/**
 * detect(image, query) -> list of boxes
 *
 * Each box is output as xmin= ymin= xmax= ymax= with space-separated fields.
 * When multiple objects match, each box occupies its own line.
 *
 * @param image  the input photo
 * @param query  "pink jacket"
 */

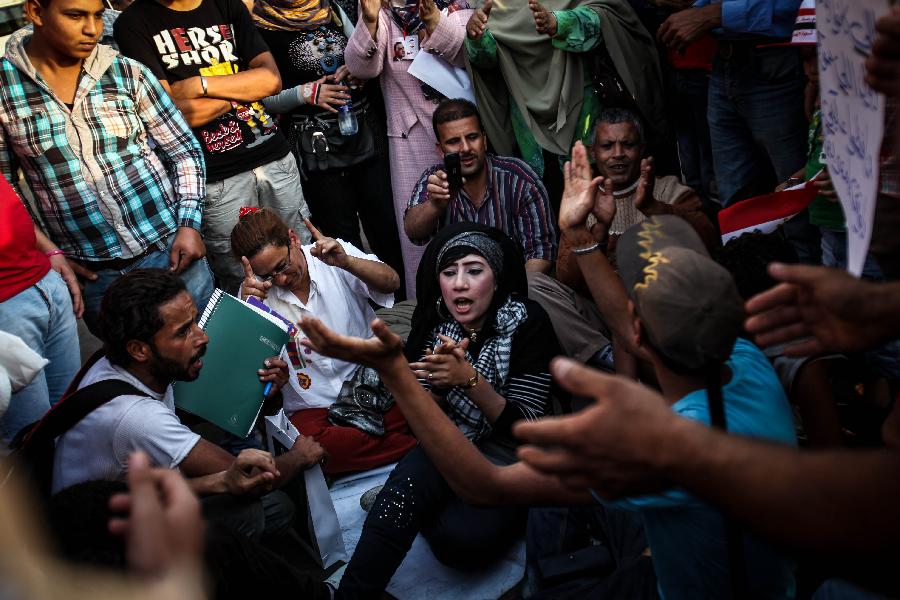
xmin=345 ymin=7 xmax=472 ymax=139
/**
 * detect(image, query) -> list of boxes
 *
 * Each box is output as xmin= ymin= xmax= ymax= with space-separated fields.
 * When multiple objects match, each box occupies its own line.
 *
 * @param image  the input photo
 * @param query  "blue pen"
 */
xmin=263 ymin=381 xmax=273 ymax=397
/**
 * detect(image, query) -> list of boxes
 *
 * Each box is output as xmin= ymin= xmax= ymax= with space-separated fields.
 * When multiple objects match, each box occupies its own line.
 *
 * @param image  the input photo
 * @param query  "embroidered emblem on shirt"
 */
xmin=297 ymin=372 xmax=312 ymax=389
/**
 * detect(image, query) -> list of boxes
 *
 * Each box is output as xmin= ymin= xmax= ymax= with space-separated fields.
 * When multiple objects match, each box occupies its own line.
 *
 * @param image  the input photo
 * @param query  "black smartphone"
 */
xmin=444 ymin=152 xmax=463 ymax=190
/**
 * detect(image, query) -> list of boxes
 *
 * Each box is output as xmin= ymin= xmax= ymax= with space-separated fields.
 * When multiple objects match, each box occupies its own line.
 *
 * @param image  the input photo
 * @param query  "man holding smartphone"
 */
xmin=405 ymin=98 xmax=557 ymax=274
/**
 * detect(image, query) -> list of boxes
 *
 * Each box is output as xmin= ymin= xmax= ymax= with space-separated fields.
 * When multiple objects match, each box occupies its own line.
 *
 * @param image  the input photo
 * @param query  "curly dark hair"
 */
xmin=714 ymin=229 xmax=798 ymax=301
xmin=97 ymin=269 xmax=188 ymax=367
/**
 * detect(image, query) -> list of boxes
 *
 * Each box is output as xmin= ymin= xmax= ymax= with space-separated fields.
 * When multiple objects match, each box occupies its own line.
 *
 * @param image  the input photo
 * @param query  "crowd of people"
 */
xmin=2 ymin=0 xmax=900 ymax=597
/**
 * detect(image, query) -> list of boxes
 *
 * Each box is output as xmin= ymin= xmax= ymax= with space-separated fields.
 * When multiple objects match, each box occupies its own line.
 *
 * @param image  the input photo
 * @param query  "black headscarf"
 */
xmin=404 ymin=222 xmax=528 ymax=362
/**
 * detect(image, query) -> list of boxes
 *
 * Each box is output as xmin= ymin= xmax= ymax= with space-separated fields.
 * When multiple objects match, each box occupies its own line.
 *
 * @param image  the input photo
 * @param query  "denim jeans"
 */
xmin=80 ymin=235 xmax=215 ymax=337
xmin=204 ymin=152 xmax=312 ymax=295
xmin=672 ymin=68 xmax=716 ymax=206
xmin=709 ymin=46 xmax=816 ymax=261
xmin=708 ymin=46 xmax=808 ymax=206
xmin=0 ymin=270 xmax=81 ymax=444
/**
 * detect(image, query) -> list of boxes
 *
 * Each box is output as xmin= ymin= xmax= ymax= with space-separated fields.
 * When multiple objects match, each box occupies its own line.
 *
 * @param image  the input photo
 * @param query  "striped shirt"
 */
xmin=0 ymin=31 xmax=205 ymax=261
xmin=407 ymin=155 xmax=558 ymax=262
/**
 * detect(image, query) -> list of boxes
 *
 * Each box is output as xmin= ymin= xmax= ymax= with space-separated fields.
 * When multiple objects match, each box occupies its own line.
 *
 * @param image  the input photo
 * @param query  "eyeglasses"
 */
xmin=257 ymin=244 xmax=292 ymax=282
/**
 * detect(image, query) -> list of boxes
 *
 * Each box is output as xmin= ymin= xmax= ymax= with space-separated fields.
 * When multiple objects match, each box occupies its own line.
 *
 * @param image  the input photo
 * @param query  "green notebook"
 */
xmin=174 ymin=289 xmax=290 ymax=438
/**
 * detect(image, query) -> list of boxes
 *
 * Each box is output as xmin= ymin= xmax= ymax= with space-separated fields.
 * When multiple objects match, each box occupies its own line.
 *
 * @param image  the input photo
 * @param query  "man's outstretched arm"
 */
xmin=516 ymin=358 xmax=900 ymax=552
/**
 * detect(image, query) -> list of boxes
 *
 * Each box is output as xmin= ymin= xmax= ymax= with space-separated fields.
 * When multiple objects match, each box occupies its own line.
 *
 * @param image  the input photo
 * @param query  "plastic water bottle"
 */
xmin=338 ymin=102 xmax=358 ymax=136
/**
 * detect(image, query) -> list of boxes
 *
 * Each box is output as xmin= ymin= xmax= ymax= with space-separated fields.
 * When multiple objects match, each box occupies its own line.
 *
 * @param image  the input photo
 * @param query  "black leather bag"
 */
xmin=327 ymin=365 xmax=394 ymax=436
xmin=289 ymin=99 xmax=376 ymax=174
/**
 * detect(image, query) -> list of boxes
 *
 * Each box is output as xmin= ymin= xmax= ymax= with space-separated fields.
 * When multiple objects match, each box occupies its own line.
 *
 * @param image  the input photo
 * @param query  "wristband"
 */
xmin=200 ymin=76 xmax=208 ymax=97
xmin=571 ymin=242 xmax=604 ymax=256
xmin=45 ymin=249 xmax=65 ymax=258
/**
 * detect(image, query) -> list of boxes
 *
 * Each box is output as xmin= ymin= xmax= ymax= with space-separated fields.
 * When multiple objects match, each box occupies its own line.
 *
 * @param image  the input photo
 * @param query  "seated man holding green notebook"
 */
xmin=231 ymin=208 xmax=416 ymax=475
xmin=51 ymin=269 xmax=326 ymax=554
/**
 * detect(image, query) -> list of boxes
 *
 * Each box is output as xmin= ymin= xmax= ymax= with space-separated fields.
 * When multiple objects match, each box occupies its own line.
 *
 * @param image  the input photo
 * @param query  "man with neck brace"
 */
xmin=556 ymin=108 xmax=717 ymax=298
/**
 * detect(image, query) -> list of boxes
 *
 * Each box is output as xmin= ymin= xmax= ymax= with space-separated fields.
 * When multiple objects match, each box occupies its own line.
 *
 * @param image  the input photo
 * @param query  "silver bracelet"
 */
xmin=571 ymin=241 xmax=605 ymax=256
xmin=200 ymin=76 xmax=208 ymax=97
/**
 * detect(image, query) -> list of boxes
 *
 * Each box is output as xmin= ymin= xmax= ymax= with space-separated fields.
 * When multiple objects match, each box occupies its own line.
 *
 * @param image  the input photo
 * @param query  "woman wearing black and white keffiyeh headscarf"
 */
xmin=334 ymin=222 xmax=562 ymax=596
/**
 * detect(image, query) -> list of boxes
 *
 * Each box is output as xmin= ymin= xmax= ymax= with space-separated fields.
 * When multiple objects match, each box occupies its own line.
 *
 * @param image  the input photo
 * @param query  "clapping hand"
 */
xmin=410 ymin=334 xmax=475 ymax=388
xmin=633 ymin=157 xmax=657 ymax=212
xmin=420 ymin=0 xmax=441 ymax=35
xmin=305 ymin=219 xmax=350 ymax=269
xmin=559 ymin=141 xmax=604 ymax=245
xmin=529 ymin=0 xmax=557 ymax=36
xmin=466 ymin=0 xmax=492 ymax=39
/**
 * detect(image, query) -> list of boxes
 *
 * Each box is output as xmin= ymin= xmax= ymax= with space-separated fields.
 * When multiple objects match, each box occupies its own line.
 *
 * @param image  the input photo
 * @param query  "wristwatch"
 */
xmin=464 ymin=368 xmax=479 ymax=390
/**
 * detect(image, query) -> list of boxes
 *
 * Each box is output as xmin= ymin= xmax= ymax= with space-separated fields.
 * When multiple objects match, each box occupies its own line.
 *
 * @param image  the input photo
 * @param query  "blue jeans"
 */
xmin=672 ymin=68 xmax=716 ymax=206
xmin=81 ymin=235 xmax=215 ymax=337
xmin=708 ymin=46 xmax=808 ymax=206
xmin=708 ymin=46 xmax=816 ymax=261
xmin=0 ymin=270 xmax=81 ymax=444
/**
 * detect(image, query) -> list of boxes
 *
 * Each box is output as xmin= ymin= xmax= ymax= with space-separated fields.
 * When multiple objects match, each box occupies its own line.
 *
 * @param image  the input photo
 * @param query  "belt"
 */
xmin=717 ymin=38 xmax=790 ymax=60
xmin=75 ymin=239 xmax=167 ymax=272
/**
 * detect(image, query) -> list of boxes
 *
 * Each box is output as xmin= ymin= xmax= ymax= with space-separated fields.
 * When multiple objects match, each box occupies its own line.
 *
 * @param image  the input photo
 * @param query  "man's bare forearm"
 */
xmin=404 ymin=202 xmax=444 ymax=242
xmin=524 ymin=259 xmax=552 ymax=274
xmin=173 ymin=97 xmax=232 ymax=128
xmin=662 ymin=418 xmax=900 ymax=551
xmin=574 ymin=245 xmax=633 ymax=349
xmin=187 ymin=471 xmax=228 ymax=496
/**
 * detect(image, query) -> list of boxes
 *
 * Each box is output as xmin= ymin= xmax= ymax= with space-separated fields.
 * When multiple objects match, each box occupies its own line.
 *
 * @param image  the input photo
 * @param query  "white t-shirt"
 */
xmin=263 ymin=240 xmax=394 ymax=414
xmin=51 ymin=357 xmax=201 ymax=494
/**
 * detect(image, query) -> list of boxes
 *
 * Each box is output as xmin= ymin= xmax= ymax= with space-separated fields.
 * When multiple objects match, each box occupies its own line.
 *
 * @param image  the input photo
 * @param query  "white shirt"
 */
xmin=264 ymin=240 xmax=394 ymax=414
xmin=51 ymin=357 xmax=201 ymax=494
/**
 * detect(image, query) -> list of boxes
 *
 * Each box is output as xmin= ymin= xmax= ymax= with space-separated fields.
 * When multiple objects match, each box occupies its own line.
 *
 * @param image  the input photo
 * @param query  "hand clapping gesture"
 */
xmin=529 ymin=0 xmax=557 ymax=36
xmin=633 ymin=157 xmax=657 ymax=212
xmin=420 ymin=0 xmax=441 ymax=35
xmin=409 ymin=334 xmax=476 ymax=388
xmin=466 ymin=0 xmax=492 ymax=40
xmin=559 ymin=141 xmax=612 ymax=246
xmin=305 ymin=218 xmax=350 ymax=269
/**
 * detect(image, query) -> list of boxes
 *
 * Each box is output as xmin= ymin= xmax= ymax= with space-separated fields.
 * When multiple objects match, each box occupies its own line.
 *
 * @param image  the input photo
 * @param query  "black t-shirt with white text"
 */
xmin=115 ymin=0 xmax=290 ymax=182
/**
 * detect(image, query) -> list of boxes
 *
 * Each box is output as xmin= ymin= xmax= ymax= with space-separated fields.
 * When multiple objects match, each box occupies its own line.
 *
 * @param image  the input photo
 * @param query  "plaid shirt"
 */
xmin=407 ymin=155 xmax=558 ymax=262
xmin=0 ymin=31 xmax=205 ymax=261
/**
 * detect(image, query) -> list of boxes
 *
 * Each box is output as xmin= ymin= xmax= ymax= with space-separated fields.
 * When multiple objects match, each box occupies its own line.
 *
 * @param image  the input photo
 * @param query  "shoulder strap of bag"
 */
xmin=706 ymin=366 xmax=748 ymax=600
xmin=20 ymin=378 xmax=149 ymax=452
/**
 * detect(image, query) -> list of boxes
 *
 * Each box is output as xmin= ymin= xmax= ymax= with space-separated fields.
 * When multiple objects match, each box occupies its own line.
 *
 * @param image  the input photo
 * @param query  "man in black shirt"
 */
xmin=115 ymin=0 xmax=312 ymax=295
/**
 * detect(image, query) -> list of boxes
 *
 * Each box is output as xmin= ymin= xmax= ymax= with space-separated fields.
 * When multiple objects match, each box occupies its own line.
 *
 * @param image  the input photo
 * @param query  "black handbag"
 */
xmin=327 ymin=365 xmax=394 ymax=436
xmin=288 ymin=99 xmax=376 ymax=174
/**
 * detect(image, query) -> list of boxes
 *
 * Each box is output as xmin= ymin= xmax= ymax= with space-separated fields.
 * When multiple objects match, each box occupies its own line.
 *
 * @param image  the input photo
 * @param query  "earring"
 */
xmin=435 ymin=297 xmax=451 ymax=320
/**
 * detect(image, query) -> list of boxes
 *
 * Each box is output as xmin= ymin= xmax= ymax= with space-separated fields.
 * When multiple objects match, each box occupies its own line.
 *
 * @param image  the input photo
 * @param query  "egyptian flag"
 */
xmin=719 ymin=182 xmax=819 ymax=243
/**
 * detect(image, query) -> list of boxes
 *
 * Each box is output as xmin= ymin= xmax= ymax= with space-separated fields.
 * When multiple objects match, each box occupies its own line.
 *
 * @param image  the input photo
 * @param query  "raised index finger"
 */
xmin=304 ymin=218 xmax=324 ymax=241
xmin=241 ymin=256 xmax=255 ymax=279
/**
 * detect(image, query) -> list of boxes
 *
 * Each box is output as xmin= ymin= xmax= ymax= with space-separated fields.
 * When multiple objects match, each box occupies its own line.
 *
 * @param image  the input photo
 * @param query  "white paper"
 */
xmin=408 ymin=51 xmax=476 ymax=103
xmin=817 ymin=0 xmax=890 ymax=276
